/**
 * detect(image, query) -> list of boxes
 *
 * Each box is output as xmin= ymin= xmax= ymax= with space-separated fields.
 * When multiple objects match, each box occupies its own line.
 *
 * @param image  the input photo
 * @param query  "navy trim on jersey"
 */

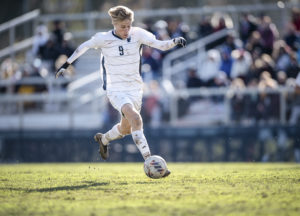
xmin=112 ymin=30 xmax=123 ymax=40
xmin=102 ymin=57 xmax=107 ymax=90
xmin=139 ymin=45 xmax=143 ymax=76
xmin=112 ymin=30 xmax=131 ymax=42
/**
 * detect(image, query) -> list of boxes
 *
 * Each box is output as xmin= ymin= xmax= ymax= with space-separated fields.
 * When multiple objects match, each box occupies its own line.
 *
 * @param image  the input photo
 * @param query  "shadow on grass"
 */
xmin=0 ymin=181 xmax=110 ymax=193
xmin=135 ymin=181 xmax=160 ymax=184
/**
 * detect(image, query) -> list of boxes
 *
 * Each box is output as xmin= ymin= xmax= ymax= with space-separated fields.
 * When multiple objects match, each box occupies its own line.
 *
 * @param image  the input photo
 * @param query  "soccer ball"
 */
xmin=144 ymin=155 xmax=168 ymax=179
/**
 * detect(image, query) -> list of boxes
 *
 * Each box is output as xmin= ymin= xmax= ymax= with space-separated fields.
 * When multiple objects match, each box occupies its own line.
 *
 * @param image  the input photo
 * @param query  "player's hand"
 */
xmin=173 ymin=37 xmax=187 ymax=48
xmin=55 ymin=62 xmax=70 ymax=79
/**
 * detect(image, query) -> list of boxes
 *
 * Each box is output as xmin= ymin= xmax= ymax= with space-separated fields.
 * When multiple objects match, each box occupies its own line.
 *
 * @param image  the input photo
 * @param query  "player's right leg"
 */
xmin=94 ymin=115 xmax=132 ymax=160
xmin=94 ymin=133 xmax=109 ymax=160
xmin=94 ymin=123 xmax=123 ymax=160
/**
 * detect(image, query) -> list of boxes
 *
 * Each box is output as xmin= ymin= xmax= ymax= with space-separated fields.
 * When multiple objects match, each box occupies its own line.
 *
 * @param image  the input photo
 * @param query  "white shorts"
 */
xmin=107 ymin=90 xmax=143 ymax=113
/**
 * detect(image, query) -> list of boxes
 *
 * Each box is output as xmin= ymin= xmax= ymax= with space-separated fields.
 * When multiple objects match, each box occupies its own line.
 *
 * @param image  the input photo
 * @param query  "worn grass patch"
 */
xmin=0 ymin=163 xmax=300 ymax=216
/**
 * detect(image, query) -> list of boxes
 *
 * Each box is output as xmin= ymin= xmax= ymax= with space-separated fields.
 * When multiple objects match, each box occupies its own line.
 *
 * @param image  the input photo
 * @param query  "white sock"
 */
xmin=101 ymin=124 xmax=124 ymax=145
xmin=132 ymin=130 xmax=151 ymax=160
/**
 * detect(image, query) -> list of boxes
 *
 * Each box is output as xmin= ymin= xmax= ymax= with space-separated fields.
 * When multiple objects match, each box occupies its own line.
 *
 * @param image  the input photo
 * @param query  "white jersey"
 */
xmin=67 ymin=27 xmax=176 ymax=92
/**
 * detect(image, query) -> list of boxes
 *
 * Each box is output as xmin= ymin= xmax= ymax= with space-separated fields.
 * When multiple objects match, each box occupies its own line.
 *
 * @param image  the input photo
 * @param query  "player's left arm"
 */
xmin=55 ymin=40 xmax=93 ymax=78
xmin=137 ymin=28 xmax=186 ymax=51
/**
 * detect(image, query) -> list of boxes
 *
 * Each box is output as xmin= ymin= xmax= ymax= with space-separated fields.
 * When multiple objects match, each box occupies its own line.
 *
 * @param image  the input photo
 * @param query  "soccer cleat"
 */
xmin=162 ymin=169 xmax=171 ymax=178
xmin=94 ymin=133 xmax=109 ymax=160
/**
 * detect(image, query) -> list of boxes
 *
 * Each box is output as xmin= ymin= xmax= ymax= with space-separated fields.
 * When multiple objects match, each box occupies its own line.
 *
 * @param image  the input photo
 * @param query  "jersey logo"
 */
xmin=104 ymin=40 xmax=115 ymax=45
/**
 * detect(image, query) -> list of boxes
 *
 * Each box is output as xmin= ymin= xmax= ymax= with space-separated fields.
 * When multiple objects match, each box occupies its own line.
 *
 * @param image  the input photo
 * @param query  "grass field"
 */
xmin=0 ymin=163 xmax=300 ymax=216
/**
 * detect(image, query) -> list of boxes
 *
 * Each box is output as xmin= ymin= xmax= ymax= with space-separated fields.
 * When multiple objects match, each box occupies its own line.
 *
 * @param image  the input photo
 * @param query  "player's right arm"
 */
xmin=55 ymin=33 xmax=104 ymax=78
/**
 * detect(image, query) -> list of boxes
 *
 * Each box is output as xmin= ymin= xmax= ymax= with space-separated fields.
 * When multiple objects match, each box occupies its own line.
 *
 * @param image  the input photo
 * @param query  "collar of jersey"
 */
xmin=112 ymin=30 xmax=131 ymax=42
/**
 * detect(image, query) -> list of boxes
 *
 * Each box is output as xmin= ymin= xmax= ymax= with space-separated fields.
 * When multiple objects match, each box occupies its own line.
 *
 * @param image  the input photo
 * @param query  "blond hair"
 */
xmin=108 ymin=6 xmax=134 ymax=25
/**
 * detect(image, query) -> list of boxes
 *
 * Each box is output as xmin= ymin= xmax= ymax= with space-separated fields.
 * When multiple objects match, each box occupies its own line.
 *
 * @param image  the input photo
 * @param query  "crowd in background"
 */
xmin=1 ymin=8 xmax=300 ymax=126
xmin=139 ymin=8 xmax=300 ymax=127
xmin=0 ymin=20 xmax=75 ymax=95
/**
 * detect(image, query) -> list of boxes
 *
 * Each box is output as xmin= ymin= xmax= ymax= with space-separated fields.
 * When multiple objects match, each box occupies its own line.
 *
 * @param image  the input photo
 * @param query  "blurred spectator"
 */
xmin=206 ymin=14 xmax=233 ymax=50
xmin=213 ymin=17 xmax=227 ymax=32
xmin=258 ymin=15 xmax=279 ymax=55
xmin=179 ymin=23 xmax=191 ymax=43
xmin=283 ymin=22 xmax=299 ymax=51
xmin=59 ymin=32 xmax=75 ymax=58
xmin=0 ymin=58 xmax=20 ymax=94
xmin=38 ymin=36 xmax=61 ymax=71
xmin=198 ymin=16 xmax=214 ymax=38
xmin=32 ymin=24 xmax=49 ymax=57
xmin=256 ymin=71 xmax=279 ymax=123
xmin=219 ymin=47 xmax=233 ymax=77
xmin=247 ymin=53 xmax=276 ymax=82
xmin=291 ymin=7 xmax=300 ymax=33
xmin=166 ymin=19 xmax=184 ymax=39
xmin=272 ymin=40 xmax=289 ymax=70
xmin=261 ymin=54 xmax=276 ymax=78
xmin=222 ymin=33 xmax=241 ymax=52
xmin=52 ymin=20 xmax=65 ymax=48
xmin=0 ymin=58 xmax=19 ymax=80
xmin=197 ymin=49 xmax=221 ymax=87
xmin=230 ymin=49 xmax=252 ymax=80
xmin=285 ymin=53 xmax=300 ymax=79
xmin=214 ymin=71 xmax=229 ymax=87
xmin=230 ymin=78 xmax=246 ymax=123
xmin=245 ymin=31 xmax=264 ymax=55
xmin=239 ymin=13 xmax=258 ymax=45
xmin=277 ymin=71 xmax=287 ymax=86
xmin=244 ymin=78 xmax=259 ymax=122
xmin=142 ymin=19 xmax=155 ymax=34
xmin=153 ymin=20 xmax=169 ymax=40
xmin=186 ymin=68 xmax=202 ymax=88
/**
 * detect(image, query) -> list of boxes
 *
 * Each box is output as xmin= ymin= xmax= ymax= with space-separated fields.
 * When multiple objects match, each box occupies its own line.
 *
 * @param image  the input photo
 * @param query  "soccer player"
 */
xmin=55 ymin=6 xmax=186 ymax=176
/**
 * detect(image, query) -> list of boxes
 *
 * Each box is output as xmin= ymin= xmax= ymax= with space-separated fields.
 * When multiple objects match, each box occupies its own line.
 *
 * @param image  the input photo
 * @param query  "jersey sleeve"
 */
xmin=67 ymin=33 xmax=105 ymax=64
xmin=136 ymin=27 xmax=176 ymax=51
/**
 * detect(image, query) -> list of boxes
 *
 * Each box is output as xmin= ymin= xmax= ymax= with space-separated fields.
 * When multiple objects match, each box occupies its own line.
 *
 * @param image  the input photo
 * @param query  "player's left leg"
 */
xmin=121 ymin=103 xmax=151 ymax=160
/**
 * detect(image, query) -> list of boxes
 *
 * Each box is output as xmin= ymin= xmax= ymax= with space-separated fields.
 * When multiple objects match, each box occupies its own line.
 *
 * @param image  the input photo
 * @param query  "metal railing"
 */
xmin=162 ymin=28 xmax=235 ymax=83
xmin=168 ymin=86 xmax=295 ymax=126
xmin=0 ymin=9 xmax=40 ymax=59
xmin=0 ymin=86 xmax=296 ymax=130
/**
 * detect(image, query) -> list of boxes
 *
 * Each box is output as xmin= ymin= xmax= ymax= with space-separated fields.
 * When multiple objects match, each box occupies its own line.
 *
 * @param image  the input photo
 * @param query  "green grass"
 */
xmin=0 ymin=163 xmax=300 ymax=216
